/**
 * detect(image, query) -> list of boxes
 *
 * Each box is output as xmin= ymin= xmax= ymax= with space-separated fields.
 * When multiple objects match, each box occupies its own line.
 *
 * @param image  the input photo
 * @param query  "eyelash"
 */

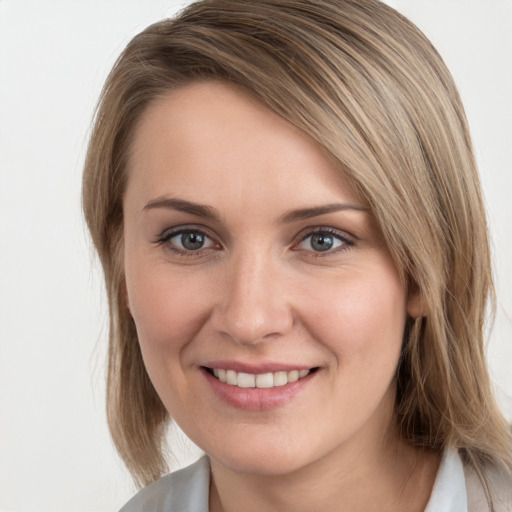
xmin=155 ymin=227 xmax=219 ymax=257
xmin=154 ymin=226 xmax=354 ymax=257
xmin=295 ymin=227 xmax=354 ymax=256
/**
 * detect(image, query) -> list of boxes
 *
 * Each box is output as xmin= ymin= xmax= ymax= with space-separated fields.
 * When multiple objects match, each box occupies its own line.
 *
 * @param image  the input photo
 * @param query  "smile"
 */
xmin=202 ymin=364 xmax=319 ymax=410
xmin=209 ymin=368 xmax=312 ymax=388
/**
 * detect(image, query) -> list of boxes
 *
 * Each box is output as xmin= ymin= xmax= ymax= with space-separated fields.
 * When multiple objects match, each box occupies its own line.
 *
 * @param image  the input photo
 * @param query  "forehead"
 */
xmin=125 ymin=81 xmax=363 ymax=215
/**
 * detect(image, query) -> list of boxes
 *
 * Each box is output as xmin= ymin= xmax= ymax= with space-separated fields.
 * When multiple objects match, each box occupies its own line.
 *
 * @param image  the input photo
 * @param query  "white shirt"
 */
xmin=424 ymin=449 xmax=467 ymax=512
xmin=120 ymin=450 xmax=512 ymax=511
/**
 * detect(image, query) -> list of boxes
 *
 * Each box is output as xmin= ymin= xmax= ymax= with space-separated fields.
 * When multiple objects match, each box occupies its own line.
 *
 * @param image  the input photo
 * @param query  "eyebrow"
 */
xmin=280 ymin=203 xmax=369 ymax=223
xmin=143 ymin=197 xmax=368 ymax=222
xmin=143 ymin=197 xmax=220 ymax=220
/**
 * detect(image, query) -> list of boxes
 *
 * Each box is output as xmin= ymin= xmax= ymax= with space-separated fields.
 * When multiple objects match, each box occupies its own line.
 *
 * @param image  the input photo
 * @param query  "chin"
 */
xmin=206 ymin=437 xmax=320 ymax=477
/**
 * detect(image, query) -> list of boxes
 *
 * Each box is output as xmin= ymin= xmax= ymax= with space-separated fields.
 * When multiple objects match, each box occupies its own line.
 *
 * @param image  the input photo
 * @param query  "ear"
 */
xmin=406 ymin=283 xmax=428 ymax=319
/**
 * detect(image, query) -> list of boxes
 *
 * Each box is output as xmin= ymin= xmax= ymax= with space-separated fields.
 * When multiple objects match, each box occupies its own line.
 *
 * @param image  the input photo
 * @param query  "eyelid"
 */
xmin=153 ymin=224 xmax=354 ymax=256
xmin=154 ymin=225 xmax=222 ymax=253
xmin=156 ymin=223 xmax=215 ymax=241
xmin=292 ymin=226 xmax=355 ymax=254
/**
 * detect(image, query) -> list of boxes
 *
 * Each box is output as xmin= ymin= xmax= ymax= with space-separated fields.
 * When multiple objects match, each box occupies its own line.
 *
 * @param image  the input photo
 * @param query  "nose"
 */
xmin=210 ymin=250 xmax=294 ymax=345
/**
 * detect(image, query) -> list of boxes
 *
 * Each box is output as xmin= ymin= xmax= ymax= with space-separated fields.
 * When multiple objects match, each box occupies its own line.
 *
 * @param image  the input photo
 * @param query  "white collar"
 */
xmin=120 ymin=449 xmax=469 ymax=511
xmin=424 ymin=449 xmax=468 ymax=512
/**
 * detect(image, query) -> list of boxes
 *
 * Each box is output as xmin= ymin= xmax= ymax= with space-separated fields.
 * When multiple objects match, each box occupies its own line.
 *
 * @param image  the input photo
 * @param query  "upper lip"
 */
xmin=202 ymin=360 xmax=317 ymax=374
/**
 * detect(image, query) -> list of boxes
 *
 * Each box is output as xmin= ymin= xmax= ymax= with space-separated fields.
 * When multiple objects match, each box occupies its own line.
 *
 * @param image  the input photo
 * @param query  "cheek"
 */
xmin=125 ymin=264 xmax=216 ymax=409
xmin=301 ymin=268 xmax=407 ymax=369
xmin=125 ymin=263 xmax=211 ymax=355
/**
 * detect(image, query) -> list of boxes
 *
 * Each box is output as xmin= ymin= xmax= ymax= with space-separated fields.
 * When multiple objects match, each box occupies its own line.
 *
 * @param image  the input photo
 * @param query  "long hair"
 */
xmin=82 ymin=0 xmax=512 ymax=494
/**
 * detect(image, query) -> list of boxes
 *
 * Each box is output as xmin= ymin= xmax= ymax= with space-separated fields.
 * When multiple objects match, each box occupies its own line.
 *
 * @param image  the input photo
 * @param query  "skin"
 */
xmin=123 ymin=81 xmax=438 ymax=512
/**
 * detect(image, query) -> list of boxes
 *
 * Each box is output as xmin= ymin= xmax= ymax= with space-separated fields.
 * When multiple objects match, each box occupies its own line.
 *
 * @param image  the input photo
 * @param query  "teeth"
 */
xmin=288 ymin=370 xmax=299 ymax=383
xmin=237 ymin=372 xmax=255 ymax=388
xmin=211 ymin=368 xmax=311 ymax=388
xmin=255 ymin=372 xmax=273 ymax=388
xmin=226 ymin=370 xmax=237 ymax=385
xmin=273 ymin=371 xmax=288 ymax=387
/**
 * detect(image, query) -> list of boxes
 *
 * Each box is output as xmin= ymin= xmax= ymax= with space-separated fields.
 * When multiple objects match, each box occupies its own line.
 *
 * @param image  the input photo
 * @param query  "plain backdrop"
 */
xmin=0 ymin=1 xmax=511 ymax=511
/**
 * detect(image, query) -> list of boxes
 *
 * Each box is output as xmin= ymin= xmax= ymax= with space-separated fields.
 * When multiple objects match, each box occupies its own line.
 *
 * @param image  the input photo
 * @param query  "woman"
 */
xmin=82 ymin=0 xmax=512 ymax=510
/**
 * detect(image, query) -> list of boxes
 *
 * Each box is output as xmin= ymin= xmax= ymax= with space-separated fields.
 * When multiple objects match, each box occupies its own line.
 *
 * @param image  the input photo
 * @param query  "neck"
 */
xmin=208 ymin=417 xmax=440 ymax=512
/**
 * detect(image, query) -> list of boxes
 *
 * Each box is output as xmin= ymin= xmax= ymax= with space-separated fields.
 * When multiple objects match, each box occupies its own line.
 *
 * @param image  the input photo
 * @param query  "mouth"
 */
xmin=201 ymin=364 xmax=320 ymax=410
xmin=203 ymin=367 xmax=318 ymax=389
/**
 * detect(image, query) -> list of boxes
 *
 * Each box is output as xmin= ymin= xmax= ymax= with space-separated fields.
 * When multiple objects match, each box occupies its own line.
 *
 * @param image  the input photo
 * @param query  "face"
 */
xmin=123 ymin=81 xmax=417 ymax=476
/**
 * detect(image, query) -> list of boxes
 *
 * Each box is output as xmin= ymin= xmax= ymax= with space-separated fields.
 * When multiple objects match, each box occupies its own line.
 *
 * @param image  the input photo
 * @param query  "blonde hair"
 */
xmin=82 ymin=0 xmax=512 ymax=497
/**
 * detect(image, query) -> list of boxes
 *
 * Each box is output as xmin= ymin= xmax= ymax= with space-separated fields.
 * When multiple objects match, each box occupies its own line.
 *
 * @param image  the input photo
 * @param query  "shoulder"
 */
xmin=464 ymin=460 xmax=512 ymax=512
xmin=119 ymin=456 xmax=210 ymax=512
xmin=426 ymin=449 xmax=512 ymax=512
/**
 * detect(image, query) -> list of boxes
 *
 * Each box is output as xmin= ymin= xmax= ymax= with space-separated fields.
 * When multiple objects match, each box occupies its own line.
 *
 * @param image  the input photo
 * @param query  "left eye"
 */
xmin=297 ymin=231 xmax=347 ymax=252
xmin=166 ymin=230 xmax=215 ymax=251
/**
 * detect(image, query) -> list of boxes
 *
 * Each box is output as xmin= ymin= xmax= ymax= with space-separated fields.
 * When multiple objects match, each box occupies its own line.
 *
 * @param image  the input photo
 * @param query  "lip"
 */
xmin=203 ymin=360 xmax=314 ymax=374
xmin=200 ymin=361 xmax=318 ymax=411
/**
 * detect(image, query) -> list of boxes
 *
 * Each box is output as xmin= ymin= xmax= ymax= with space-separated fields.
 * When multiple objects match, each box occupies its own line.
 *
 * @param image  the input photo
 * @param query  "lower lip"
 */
xmin=202 ymin=368 xmax=315 ymax=411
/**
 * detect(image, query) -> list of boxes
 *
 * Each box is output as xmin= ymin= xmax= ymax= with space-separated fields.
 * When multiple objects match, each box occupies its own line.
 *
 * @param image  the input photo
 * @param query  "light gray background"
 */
xmin=0 ymin=1 xmax=511 ymax=511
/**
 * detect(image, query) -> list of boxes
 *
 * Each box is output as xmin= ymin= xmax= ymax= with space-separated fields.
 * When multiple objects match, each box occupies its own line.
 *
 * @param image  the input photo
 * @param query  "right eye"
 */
xmin=158 ymin=228 xmax=217 ymax=254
